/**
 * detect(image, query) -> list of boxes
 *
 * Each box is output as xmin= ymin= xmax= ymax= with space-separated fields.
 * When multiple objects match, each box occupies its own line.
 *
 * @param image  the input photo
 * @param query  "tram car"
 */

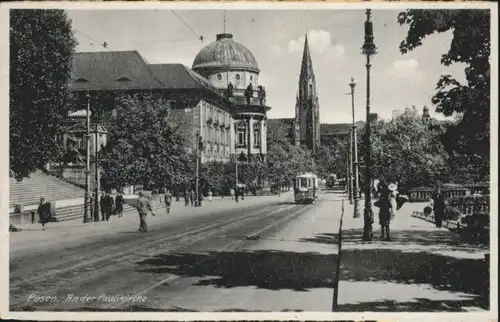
xmin=294 ymin=173 xmax=319 ymax=204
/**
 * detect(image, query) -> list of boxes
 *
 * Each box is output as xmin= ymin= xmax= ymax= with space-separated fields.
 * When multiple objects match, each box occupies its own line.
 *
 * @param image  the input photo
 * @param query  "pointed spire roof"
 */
xmin=299 ymin=33 xmax=315 ymax=82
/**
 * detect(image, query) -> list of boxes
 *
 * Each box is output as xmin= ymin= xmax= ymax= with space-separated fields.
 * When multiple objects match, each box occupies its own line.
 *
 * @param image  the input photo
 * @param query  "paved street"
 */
xmin=9 ymin=191 xmax=489 ymax=312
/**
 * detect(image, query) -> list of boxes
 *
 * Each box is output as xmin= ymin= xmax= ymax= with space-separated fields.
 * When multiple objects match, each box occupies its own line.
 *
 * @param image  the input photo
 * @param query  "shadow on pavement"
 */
xmin=137 ymin=250 xmax=336 ymax=292
xmin=336 ymin=298 xmax=486 ymax=312
xmin=301 ymin=228 xmax=490 ymax=250
xmin=135 ymin=246 xmax=489 ymax=311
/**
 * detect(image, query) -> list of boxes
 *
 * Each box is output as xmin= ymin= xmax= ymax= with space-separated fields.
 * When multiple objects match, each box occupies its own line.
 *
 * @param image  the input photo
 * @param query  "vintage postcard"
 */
xmin=0 ymin=1 xmax=497 ymax=321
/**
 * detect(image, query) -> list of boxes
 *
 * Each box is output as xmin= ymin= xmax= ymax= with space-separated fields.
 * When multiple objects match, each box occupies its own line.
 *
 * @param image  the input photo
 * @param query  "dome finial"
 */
xmin=216 ymin=33 xmax=233 ymax=41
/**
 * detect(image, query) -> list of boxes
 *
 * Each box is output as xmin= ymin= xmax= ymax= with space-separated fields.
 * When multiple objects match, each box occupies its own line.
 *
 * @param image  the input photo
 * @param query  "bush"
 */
xmin=423 ymin=206 xmax=432 ymax=215
xmin=444 ymin=205 xmax=462 ymax=221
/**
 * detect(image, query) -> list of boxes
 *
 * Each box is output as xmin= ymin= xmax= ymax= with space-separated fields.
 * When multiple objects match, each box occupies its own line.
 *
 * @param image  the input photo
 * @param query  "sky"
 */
xmin=67 ymin=9 xmax=466 ymax=123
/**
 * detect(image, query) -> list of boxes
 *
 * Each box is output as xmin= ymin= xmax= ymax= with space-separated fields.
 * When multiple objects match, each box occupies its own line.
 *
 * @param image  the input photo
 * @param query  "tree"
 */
xmin=9 ymin=10 xmax=77 ymax=180
xmin=100 ymin=93 xmax=190 ymax=191
xmin=398 ymin=9 xmax=491 ymax=181
xmin=314 ymin=139 xmax=349 ymax=179
xmin=371 ymin=107 xmax=450 ymax=188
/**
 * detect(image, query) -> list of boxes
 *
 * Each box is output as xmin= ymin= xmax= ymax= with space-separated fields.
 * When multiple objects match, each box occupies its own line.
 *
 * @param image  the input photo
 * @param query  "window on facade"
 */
xmin=250 ymin=75 xmax=253 ymax=81
xmin=235 ymin=74 xmax=240 ymax=81
xmin=217 ymin=74 xmax=222 ymax=80
xmin=236 ymin=122 xmax=247 ymax=147
xmin=308 ymin=84 xmax=313 ymax=99
xmin=253 ymin=122 xmax=261 ymax=147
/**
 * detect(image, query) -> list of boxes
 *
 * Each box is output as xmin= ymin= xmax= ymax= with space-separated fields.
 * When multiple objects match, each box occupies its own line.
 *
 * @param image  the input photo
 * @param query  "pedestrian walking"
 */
xmin=115 ymin=192 xmax=124 ymax=217
xmin=190 ymin=189 xmax=195 ymax=207
xmin=99 ymin=191 xmax=106 ymax=221
xmin=374 ymin=182 xmax=393 ymax=241
xmin=164 ymin=189 xmax=173 ymax=214
xmin=184 ymin=188 xmax=189 ymax=207
xmin=175 ymin=189 xmax=180 ymax=202
xmin=135 ymin=191 xmax=155 ymax=232
xmin=90 ymin=193 xmax=98 ymax=222
xmin=37 ymin=197 xmax=51 ymax=231
xmin=208 ymin=189 xmax=213 ymax=202
xmin=432 ymin=186 xmax=446 ymax=228
xmin=198 ymin=191 xmax=203 ymax=207
xmin=230 ymin=188 xmax=235 ymax=200
xmin=235 ymin=186 xmax=239 ymax=203
xmin=102 ymin=192 xmax=114 ymax=221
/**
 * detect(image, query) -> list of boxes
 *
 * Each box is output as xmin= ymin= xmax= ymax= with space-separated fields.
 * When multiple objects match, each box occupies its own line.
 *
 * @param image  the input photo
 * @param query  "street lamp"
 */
xmin=361 ymin=9 xmax=377 ymax=241
xmin=83 ymin=92 xmax=91 ymax=223
xmin=349 ymin=77 xmax=360 ymax=218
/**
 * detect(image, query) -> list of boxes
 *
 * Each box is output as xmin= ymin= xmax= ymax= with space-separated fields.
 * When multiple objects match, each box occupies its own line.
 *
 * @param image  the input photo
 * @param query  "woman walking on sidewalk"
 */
xmin=37 ymin=197 xmax=51 ymax=231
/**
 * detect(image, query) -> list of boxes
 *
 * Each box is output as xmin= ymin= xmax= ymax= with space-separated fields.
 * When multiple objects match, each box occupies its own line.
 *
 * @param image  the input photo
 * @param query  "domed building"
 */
xmin=192 ymin=33 xmax=271 ymax=162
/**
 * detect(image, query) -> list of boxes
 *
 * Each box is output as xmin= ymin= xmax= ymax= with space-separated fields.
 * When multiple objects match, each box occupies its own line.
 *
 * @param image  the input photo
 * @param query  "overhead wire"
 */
xmin=74 ymin=28 xmax=110 ymax=50
xmin=170 ymin=10 xmax=205 ymax=43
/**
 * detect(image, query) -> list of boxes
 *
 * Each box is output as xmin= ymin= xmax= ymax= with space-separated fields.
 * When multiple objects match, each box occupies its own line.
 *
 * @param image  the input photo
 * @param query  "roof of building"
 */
xmin=71 ymin=51 xmax=163 ymax=91
xmin=192 ymin=33 xmax=259 ymax=74
xmin=148 ymin=63 xmax=217 ymax=91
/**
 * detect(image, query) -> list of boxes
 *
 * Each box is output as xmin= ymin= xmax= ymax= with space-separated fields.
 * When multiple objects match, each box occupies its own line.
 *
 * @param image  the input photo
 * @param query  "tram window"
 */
xmin=299 ymin=178 xmax=308 ymax=187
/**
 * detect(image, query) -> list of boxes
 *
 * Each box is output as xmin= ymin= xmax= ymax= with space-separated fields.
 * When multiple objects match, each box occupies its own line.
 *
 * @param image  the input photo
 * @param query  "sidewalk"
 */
xmin=10 ymin=193 xmax=294 ymax=253
xmin=338 ymin=196 xmax=490 ymax=312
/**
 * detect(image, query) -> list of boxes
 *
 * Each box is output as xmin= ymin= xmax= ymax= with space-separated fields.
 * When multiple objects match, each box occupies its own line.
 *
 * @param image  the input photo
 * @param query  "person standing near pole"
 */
xmin=184 ymin=187 xmax=189 ymax=207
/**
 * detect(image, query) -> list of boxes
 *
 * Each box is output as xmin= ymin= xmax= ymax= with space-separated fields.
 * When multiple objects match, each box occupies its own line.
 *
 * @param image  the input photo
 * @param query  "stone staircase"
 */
xmin=9 ymin=170 xmax=85 ymax=209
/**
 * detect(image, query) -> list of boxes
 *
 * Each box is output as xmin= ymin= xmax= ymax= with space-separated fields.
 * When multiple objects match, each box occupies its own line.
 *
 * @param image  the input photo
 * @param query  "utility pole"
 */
xmin=83 ymin=92 xmax=91 ymax=223
xmin=350 ymin=77 xmax=360 ymax=218
xmin=361 ymin=9 xmax=377 ymax=241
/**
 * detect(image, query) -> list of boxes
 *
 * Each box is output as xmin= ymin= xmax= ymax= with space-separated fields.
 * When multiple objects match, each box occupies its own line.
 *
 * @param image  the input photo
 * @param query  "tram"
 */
xmin=294 ymin=173 xmax=319 ymax=204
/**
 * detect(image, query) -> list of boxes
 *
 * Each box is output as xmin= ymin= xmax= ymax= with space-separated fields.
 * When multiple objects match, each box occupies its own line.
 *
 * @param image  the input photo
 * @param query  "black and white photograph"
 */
xmin=1 ymin=1 xmax=497 ymax=320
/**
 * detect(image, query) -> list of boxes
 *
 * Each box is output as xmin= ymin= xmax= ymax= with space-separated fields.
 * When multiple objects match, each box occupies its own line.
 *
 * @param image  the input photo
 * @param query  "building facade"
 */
xmin=192 ymin=33 xmax=271 ymax=162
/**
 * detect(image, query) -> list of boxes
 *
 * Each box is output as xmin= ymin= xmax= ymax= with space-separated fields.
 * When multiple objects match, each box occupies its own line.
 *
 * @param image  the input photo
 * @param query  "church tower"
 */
xmin=294 ymin=34 xmax=320 ymax=153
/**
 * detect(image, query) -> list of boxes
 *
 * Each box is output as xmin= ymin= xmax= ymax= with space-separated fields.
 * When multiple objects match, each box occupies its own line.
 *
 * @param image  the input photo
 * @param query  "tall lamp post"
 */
xmin=348 ymin=128 xmax=353 ymax=204
xmin=361 ymin=9 xmax=377 ymax=241
xmin=83 ymin=92 xmax=91 ymax=223
xmin=350 ymin=77 xmax=360 ymax=218
xmin=94 ymin=111 xmax=100 ymax=221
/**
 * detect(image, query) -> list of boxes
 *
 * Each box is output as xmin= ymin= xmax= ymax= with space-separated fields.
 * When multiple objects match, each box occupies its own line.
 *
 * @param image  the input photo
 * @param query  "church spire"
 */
xmin=299 ymin=33 xmax=315 ymax=82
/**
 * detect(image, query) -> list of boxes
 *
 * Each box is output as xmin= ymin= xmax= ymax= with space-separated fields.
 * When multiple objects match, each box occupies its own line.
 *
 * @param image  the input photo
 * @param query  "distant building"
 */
xmin=294 ymin=34 xmax=321 ymax=153
xmin=63 ymin=50 xmax=234 ymax=164
xmin=192 ymin=33 xmax=272 ymax=162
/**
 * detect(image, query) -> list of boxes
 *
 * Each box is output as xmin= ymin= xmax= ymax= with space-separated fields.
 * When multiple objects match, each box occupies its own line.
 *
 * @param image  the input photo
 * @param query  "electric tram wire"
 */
xmin=170 ymin=9 xmax=205 ymax=43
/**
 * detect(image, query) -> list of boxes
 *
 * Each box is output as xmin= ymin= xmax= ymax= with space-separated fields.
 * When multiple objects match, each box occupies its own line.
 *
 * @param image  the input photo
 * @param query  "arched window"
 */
xmin=235 ymin=121 xmax=247 ymax=147
xmin=253 ymin=122 xmax=261 ymax=148
xmin=217 ymin=74 xmax=222 ymax=80
xmin=235 ymin=74 xmax=241 ymax=81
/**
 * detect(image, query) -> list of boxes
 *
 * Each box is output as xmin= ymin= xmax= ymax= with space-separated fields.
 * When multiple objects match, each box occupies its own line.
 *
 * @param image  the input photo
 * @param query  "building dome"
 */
xmin=192 ymin=34 xmax=259 ymax=74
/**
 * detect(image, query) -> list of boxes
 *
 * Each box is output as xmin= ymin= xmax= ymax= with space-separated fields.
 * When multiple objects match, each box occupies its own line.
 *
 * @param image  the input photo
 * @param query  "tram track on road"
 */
xmin=107 ymin=203 xmax=314 ymax=310
xmin=10 ymin=201 xmax=300 ymax=309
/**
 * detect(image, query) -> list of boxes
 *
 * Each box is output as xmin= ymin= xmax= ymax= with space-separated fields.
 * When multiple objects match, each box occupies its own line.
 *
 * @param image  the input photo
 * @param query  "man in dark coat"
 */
xmin=115 ymin=192 xmax=124 ymax=217
xmin=184 ymin=188 xmax=190 ymax=207
xmin=103 ymin=192 xmax=114 ymax=221
xmin=99 ymin=191 xmax=106 ymax=221
xmin=37 ymin=197 xmax=51 ymax=231
xmin=432 ymin=187 xmax=446 ymax=228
